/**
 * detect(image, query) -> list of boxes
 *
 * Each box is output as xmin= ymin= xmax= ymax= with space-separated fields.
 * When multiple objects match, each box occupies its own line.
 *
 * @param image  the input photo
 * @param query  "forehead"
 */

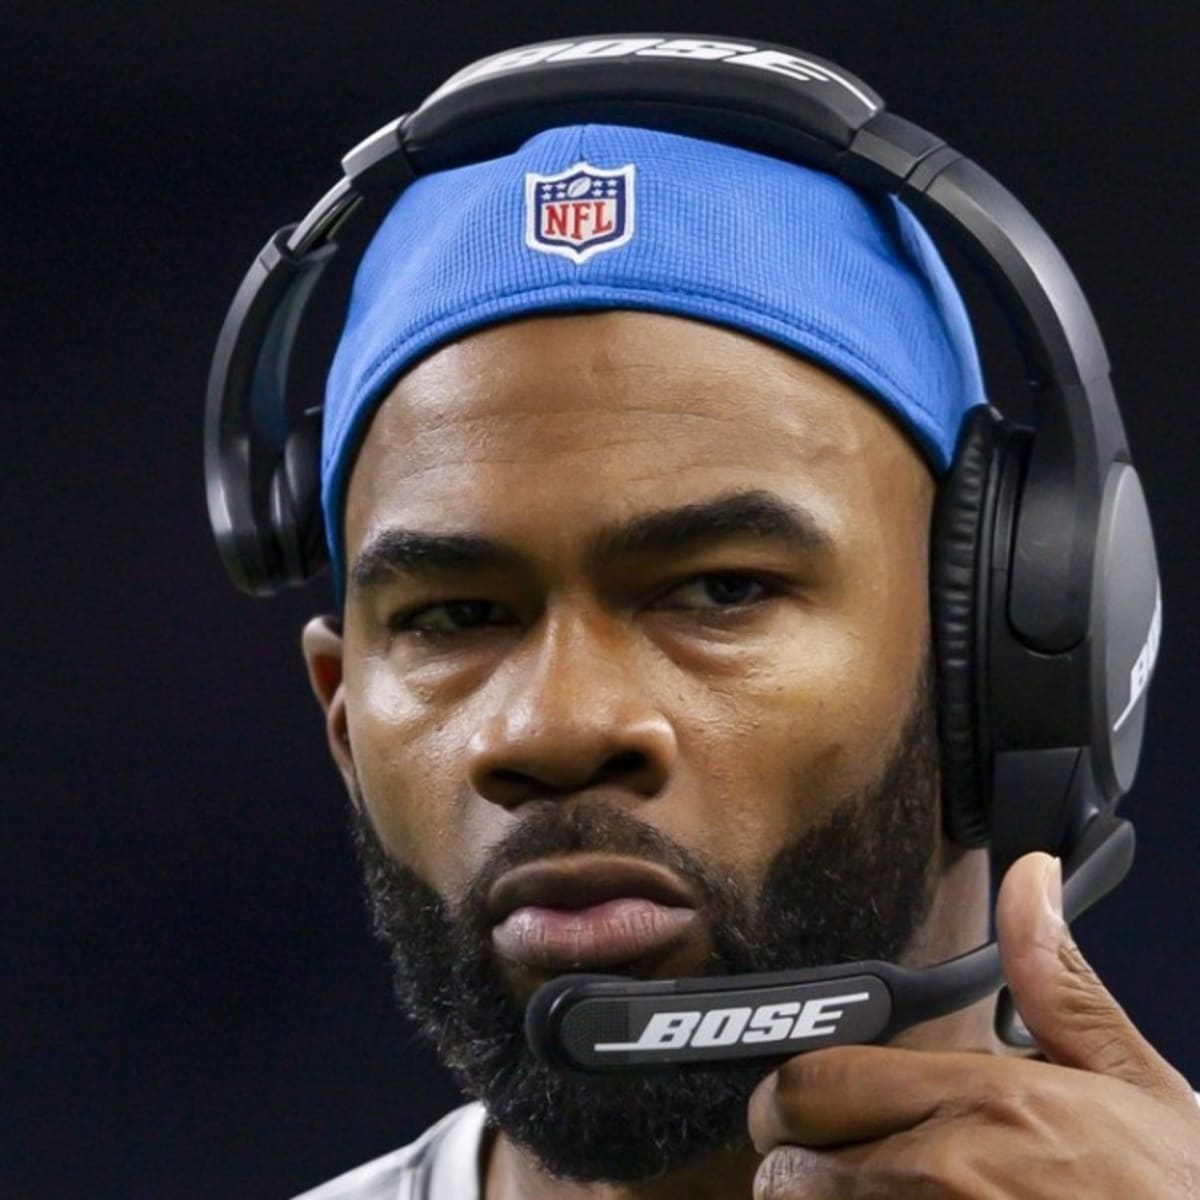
xmin=343 ymin=310 xmax=930 ymax=556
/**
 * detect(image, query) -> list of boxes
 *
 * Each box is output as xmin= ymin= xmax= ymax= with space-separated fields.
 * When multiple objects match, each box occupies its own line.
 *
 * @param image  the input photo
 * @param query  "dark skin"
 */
xmin=303 ymin=311 xmax=1198 ymax=1199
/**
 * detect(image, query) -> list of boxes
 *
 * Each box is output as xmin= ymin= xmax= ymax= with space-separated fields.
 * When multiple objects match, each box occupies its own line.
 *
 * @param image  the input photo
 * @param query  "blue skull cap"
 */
xmin=323 ymin=123 xmax=986 ymax=597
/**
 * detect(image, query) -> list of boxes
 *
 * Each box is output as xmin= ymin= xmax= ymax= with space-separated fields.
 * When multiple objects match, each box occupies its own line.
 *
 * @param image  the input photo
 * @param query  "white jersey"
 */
xmin=292 ymin=1103 xmax=487 ymax=1200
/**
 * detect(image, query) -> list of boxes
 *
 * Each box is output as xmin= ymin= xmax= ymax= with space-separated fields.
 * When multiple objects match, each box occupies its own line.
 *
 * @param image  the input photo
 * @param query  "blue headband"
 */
xmin=323 ymin=124 xmax=986 ymax=589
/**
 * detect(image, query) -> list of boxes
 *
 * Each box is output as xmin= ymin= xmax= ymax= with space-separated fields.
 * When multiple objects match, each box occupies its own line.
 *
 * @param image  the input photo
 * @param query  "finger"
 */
xmin=996 ymin=851 xmax=1191 ymax=1101
xmin=749 ymin=1044 xmax=984 ymax=1151
xmin=752 ymin=1145 xmax=834 ymax=1200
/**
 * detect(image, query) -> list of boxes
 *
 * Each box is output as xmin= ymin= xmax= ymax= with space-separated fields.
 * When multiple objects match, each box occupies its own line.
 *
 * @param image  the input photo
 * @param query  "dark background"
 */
xmin=5 ymin=3 xmax=1198 ymax=1197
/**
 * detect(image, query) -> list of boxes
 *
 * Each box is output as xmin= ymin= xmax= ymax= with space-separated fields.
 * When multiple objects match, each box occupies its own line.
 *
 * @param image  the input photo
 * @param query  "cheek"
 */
xmin=673 ymin=572 xmax=929 ymax=877
xmin=343 ymin=647 xmax=502 ymax=898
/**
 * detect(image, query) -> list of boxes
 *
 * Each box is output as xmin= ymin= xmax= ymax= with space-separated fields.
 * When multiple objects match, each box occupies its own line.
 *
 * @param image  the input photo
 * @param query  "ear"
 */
xmin=301 ymin=615 xmax=356 ymax=792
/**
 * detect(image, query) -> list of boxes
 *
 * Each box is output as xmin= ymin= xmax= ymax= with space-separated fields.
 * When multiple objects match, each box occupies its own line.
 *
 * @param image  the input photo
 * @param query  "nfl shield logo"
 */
xmin=525 ymin=161 xmax=635 ymax=264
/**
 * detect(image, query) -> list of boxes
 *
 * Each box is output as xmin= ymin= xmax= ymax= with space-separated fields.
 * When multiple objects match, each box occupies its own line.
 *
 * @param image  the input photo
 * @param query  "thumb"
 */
xmin=996 ymin=851 xmax=1188 ymax=1099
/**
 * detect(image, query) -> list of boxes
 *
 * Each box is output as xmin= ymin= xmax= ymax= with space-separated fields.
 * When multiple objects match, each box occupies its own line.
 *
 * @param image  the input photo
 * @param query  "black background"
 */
xmin=5 ymin=3 xmax=1198 ymax=1197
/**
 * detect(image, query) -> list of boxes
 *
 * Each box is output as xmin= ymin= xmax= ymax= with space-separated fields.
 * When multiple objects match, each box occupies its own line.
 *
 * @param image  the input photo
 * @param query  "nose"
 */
xmin=466 ymin=609 xmax=677 ymax=809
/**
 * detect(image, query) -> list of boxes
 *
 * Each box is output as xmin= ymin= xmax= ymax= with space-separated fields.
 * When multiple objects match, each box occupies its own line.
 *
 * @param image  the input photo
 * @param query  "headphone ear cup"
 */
xmin=268 ymin=411 xmax=327 ymax=586
xmin=931 ymin=405 xmax=1006 ymax=847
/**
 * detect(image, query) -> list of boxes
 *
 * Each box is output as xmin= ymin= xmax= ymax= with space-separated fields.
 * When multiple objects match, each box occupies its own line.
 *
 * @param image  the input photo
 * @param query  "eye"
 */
xmin=391 ymin=599 xmax=512 ymax=636
xmin=654 ymin=572 xmax=772 ymax=611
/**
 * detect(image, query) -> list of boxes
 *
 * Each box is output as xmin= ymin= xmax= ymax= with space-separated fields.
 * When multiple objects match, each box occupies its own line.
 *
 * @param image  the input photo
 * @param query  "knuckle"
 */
xmin=769 ymin=1051 xmax=815 ymax=1098
xmin=1055 ymin=938 xmax=1106 ymax=1000
xmin=969 ymin=1073 xmax=1046 ymax=1127
xmin=972 ymin=1069 xmax=1084 ymax=1141
xmin=771 ymin=1047 xmax=851 ymax=1104
xmin=1090 ymin=1032 xmax=1146 ymax=1078
xmin=1053 ymin=941 xmax=1152 ymax=1074
xmin=904 ymin=1138 xmax=980 ymax=1196
xmin=860 ymin=1135 xmax=982 ymax=1200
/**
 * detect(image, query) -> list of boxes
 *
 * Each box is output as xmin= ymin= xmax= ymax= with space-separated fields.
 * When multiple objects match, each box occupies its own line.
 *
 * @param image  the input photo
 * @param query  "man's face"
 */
xmin=311 ymin=310 xmax=940 ymax=1178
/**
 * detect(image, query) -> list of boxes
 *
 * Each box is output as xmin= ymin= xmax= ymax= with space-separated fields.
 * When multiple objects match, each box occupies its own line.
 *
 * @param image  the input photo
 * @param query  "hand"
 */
xmin=748 ymin=853 xmax=1200 ymax=1197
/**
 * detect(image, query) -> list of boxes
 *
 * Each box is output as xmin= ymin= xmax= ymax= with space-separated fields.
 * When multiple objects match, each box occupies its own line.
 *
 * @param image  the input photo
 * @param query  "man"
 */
xmin=286 ymin=107 xmax=1198 ymax=1196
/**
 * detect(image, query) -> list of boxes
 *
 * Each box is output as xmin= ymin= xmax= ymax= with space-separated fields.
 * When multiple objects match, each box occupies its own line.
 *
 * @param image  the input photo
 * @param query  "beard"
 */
xmin=349 ymin=676 xmax=940 ymax=1183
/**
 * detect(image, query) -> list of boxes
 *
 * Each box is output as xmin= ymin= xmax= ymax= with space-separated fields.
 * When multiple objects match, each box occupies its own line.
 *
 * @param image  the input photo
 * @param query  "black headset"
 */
xmin=206 ymin=35 xmax=1160 ymax=1060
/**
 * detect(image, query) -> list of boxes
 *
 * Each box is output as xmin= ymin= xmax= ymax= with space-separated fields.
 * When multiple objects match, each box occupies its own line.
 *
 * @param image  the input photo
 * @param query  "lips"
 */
xmin=487 ymin=854 xmax=707 ymax=974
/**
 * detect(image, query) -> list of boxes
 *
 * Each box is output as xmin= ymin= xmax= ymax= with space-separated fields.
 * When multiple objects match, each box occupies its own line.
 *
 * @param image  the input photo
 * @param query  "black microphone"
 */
xmin=525 ymin=813 xmax=1133 ymax=1071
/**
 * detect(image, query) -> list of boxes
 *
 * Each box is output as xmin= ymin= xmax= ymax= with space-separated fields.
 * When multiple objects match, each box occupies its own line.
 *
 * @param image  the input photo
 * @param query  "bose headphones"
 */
xmin=205 ymin=35 xmax=1161 ymax=1058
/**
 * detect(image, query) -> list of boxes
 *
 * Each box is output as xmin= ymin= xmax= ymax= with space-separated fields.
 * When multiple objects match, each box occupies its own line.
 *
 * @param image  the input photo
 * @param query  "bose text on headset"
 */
xmin=205 ymin=34 xmax=1199 ymax=1200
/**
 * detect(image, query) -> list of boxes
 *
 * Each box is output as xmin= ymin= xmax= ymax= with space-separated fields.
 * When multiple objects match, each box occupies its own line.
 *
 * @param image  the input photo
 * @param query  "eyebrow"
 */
xmin=592 ymin=489 xmax=833 ymax=562
xmin=349 ymin=490 xmax=833 ymax=595
xmin=350 ymin=530 xmax=523 ymax=593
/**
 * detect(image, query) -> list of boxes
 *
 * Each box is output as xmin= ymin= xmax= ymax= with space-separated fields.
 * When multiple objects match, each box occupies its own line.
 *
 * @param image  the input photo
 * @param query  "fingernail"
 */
xmin=1042 ymin=855 xmax=1064 ymax=922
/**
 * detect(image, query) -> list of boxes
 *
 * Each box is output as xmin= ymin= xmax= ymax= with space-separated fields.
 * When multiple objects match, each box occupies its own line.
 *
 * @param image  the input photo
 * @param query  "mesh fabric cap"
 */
xmin=323 ymin=124 xmax=987 ymax=592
